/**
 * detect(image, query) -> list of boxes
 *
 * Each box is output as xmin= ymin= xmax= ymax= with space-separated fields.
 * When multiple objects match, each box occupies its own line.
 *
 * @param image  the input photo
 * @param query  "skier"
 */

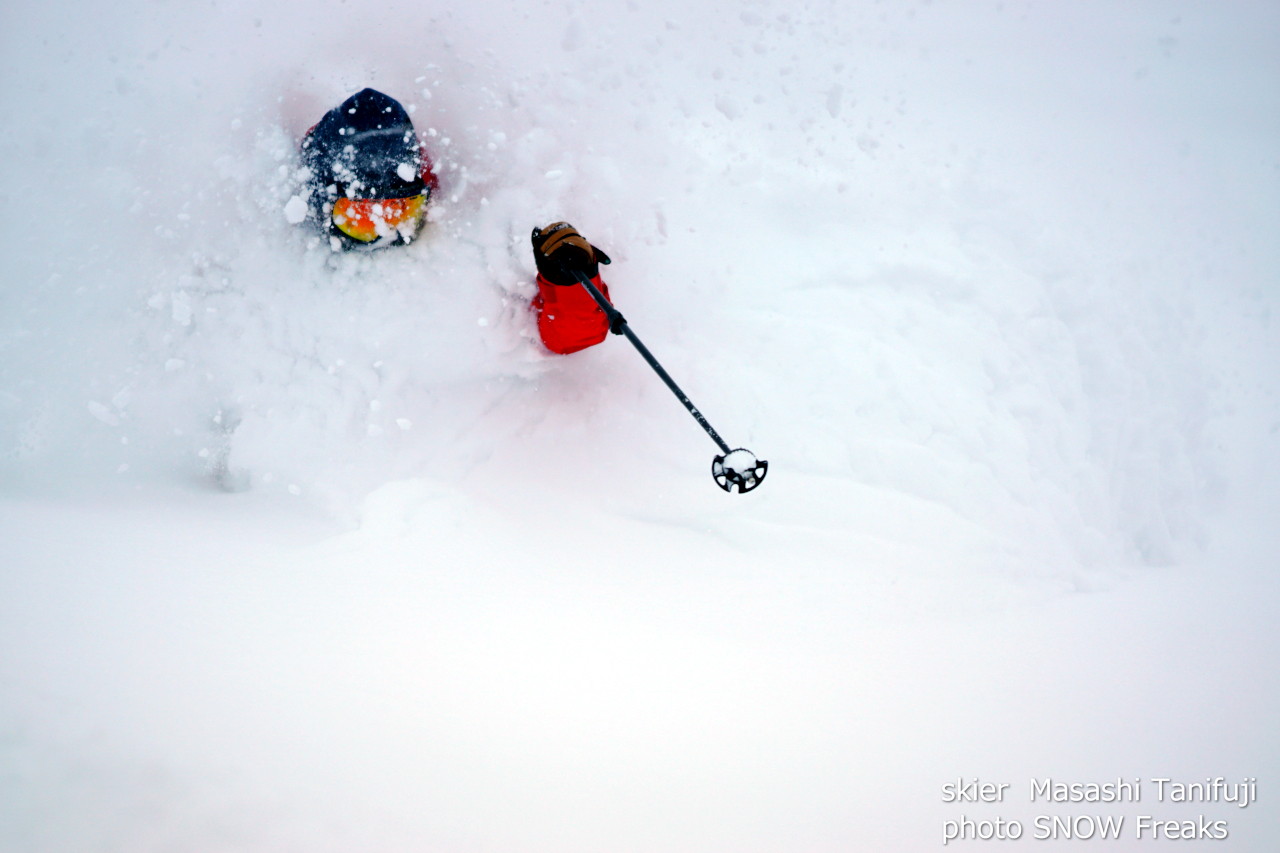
xmin=299 ymin=88 xmax=439 ymax=250
xmin=530 ymin=222 xmax=617 ymax=355
xmin=296 ymin=92 xmax=612 ymax=354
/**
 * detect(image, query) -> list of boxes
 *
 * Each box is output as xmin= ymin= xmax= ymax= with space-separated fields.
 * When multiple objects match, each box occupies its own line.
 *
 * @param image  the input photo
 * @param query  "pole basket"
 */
xmin=712 ymin=448 xmax=769 ymax=494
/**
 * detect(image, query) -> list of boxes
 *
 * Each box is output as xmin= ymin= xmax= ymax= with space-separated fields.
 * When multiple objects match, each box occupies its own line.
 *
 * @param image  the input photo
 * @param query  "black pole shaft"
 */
xmin=573 ymin=271 xmax=732 ymax=455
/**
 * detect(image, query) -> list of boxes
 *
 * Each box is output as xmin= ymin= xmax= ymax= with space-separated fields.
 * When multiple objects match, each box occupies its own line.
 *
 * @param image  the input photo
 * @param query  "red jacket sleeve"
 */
xmin=532 ymin=273 xmax=612 ymax=354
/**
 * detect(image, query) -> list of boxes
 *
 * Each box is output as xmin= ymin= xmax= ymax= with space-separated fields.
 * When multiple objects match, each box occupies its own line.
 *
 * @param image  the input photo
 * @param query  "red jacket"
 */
xmin=533 ymin=273 xmax=613 ymax=354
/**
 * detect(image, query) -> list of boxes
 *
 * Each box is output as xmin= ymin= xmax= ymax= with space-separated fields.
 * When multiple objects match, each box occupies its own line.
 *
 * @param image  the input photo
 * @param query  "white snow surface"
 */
xmin=2 ymin=1 xmax=1278 ymax=850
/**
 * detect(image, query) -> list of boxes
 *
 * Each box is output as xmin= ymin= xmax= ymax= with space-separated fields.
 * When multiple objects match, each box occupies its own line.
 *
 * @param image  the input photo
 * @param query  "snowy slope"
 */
xmin=2 ymin=1 xmax=1278 ymax=850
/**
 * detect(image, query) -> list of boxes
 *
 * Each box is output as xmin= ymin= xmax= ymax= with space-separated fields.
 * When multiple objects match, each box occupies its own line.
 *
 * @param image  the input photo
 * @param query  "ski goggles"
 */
xmin=331 ymin=195 xmax=426 ymax=243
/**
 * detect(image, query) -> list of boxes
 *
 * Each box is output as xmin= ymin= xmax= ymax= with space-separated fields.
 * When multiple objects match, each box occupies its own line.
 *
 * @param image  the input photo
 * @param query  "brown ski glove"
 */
xmin=531 ymin=222 xmax=612 ymax=286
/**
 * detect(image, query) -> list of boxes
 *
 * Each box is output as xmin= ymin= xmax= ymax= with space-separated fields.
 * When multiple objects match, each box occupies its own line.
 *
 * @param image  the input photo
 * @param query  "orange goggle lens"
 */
xmin=332 ymin=195 xmax=426 ymax=243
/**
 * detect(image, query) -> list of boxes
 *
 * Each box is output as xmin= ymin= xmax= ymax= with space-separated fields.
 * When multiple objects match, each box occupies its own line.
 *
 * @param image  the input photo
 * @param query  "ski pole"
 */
xmin=572 ymin=270 xmax=768 ymax=493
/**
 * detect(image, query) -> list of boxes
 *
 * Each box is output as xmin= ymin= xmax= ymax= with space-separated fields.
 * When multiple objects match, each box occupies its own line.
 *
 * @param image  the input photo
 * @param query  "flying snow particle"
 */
xmin=715 ymin=95 xmax=741 ymax=120
xmin=171 ymin=292 xmax=192 ymax=327
xmin=284 ymin=195 xmax=309 ymax=224
xmin=826 ymin=84 xmax=844 ymax=118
